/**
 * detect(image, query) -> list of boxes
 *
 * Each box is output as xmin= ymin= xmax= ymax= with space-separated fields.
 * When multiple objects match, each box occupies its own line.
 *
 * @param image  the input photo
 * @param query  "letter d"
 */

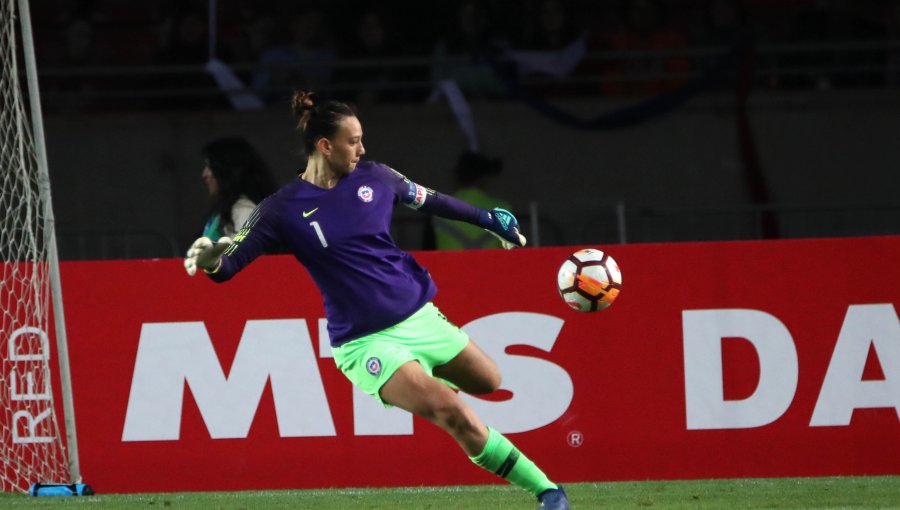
xmin=683 ymin=309 xmax=798 ymax=430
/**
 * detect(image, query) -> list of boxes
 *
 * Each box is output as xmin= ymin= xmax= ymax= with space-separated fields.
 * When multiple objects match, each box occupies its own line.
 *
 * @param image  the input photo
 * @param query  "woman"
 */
xmin=200 ymin=137 xmax=278 ymax=239
xmin=184 ymin=91 xmax=570 ymax=510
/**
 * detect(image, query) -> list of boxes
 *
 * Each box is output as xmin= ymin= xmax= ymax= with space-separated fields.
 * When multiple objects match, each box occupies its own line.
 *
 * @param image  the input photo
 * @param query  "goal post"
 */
xmin=1 ymin=0 xmax=81 ymax=493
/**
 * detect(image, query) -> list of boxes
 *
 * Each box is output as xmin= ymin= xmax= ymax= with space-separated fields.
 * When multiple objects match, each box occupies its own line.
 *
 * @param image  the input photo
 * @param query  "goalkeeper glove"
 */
xmin=184 ymin=236 xmax=232 ymax=276
xmin=484 ymin=208 xmax=527 ymax=249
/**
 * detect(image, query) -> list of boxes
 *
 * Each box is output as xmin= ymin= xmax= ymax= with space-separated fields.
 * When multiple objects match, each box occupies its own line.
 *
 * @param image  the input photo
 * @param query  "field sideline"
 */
xmin=1 ymin=476 xmax=898 ymax=509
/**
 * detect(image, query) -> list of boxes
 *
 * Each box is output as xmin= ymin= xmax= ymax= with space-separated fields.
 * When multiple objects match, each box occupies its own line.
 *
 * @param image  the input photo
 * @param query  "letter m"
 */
xmin=122 ymin=320 xmax=335 ymax=441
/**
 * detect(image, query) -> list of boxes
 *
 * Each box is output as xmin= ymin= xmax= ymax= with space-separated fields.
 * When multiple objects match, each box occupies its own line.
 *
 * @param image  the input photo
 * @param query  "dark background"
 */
xmin=19 ymin=0 xmax=900 ymax=259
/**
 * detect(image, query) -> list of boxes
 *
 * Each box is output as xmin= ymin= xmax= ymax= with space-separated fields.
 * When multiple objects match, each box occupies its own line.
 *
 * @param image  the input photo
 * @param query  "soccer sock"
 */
xmin=469 ymin=427 xmax=557 ymax=497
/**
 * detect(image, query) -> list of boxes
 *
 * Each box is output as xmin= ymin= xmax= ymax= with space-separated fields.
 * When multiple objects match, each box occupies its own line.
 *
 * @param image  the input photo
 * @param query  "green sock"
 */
xmin=469 ymin=427 xmax=557 ymax=497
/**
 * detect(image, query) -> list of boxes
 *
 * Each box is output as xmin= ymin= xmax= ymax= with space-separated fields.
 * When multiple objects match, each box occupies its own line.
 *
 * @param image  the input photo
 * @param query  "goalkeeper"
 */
xmin=185 ymin=91 xmax=570 ymax=510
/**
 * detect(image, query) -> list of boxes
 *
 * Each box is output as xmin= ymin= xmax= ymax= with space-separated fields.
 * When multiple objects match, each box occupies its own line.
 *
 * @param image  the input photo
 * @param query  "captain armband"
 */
xmin=382 ymin=165 xmax=431 ymax=210
xmin=403 ymin=181 xmax=430 ymax=210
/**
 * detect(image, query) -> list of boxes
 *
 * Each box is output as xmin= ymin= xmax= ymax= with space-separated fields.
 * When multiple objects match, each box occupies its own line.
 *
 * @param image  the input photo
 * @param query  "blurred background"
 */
xmin=22 ymin=0 xmax=900 ymax=259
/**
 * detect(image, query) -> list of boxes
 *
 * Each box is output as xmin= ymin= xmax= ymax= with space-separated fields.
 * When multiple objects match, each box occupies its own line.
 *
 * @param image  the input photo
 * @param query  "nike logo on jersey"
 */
xmin=302 ymin=208 xmax=319 ymax=218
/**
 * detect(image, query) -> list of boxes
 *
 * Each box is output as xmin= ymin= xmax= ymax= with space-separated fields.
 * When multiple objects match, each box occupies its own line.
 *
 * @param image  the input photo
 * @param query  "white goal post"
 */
xmin=0 ymin=0 xmax=81 ymax=493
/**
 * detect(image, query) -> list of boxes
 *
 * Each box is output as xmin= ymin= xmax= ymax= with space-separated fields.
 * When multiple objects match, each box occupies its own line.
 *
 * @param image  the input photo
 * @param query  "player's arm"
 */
xmin=184 ymin=197 xmax=281 ymax=280
xmin=373 ymin=163 xmax=526 ymax=249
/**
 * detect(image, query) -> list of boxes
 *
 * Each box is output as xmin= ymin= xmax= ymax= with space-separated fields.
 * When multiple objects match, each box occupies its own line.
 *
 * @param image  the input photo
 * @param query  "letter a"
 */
xmin=810 ymin=304 xmax=900 ymax=426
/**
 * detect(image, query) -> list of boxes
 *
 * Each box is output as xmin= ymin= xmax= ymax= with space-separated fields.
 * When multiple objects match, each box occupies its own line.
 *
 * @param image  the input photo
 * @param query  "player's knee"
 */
xmin=476 ymin=360 xmax=502 ymax=394
xmin=467 ymin=371 xmax=501 ymax=395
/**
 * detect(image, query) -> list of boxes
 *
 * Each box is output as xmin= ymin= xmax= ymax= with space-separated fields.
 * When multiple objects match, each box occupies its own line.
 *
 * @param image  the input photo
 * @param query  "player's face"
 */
xmin=202 ymin=163 xmax=218 ymax=195
xmin=327 ymin=116 xmax=365 ymax=174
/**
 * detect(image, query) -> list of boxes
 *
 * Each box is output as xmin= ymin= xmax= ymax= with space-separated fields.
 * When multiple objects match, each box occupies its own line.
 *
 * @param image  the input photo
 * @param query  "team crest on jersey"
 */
xmin=366 ymin=357 xmax=382 ymax=376
xmin=357 ymin=185 xmax=374 ymax=202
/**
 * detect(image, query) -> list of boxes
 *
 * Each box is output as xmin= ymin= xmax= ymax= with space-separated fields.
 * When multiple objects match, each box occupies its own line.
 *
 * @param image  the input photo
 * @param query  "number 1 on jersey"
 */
xmin=309 ymin=221 xmax=328 ymax=247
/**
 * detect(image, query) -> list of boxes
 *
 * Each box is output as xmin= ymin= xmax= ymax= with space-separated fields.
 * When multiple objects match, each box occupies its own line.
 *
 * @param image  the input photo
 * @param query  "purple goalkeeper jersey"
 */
xmin=207 ymin=160 xmax=488 ymax=346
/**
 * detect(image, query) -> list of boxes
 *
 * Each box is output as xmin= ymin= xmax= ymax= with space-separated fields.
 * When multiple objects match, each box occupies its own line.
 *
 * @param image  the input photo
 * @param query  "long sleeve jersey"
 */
xmin=206 ymin=160 xmax=492 ymax=346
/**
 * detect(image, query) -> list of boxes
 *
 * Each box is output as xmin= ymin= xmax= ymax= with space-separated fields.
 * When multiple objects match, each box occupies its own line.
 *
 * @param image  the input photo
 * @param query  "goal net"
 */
xmin=0 ymin=0 xmax=73 ymax=493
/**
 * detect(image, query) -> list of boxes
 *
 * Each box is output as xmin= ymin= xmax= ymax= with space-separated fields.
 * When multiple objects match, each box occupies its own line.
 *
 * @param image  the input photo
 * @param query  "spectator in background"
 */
xmin=335 ymin=8 xmax=403 ymax=105
xmin=510 ymin=0 xmax=594 ymax=96
xmin=42 ymin=16 xmax=104 ymax=112
xmin=252 ymin=7 xmax=338 ymax=105
xmin=690 ymin=0 xmax=750 ymax=91
xmin=223 ymin=3 xmax=276 ymax=70
xmin=155 ymin=7 xmax=230 ymax=109
xmin=156 ymin=7 xmax=209 ymax=66
xmin=432 ymin=151 xmax=513 ymax=250
xmin=743 ymin=0 xmax=891 ymax=90
xmin=693 ymin=0 xmax=745 ymax=46
xmin=199 ymin=137 xmax=278 ymax=240
xmin=820 ymin=0 xmax=889 ymax=89
xmin=431 ymin=0 xmax=508 ymax=99
xmin=601 ymin=0 xmax=691 ymax=96
xmin=520 ymin=0 xmax=582 ymax=51
xmin=775 ymin=1 xmax=843 ymax=90
xmin=35 ymin=0 xmax=116 ymax=112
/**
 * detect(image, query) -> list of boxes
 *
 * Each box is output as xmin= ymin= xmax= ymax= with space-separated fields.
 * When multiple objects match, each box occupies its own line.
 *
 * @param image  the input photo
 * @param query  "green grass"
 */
xmin=2 ymin=476 xmax=898 ymax=509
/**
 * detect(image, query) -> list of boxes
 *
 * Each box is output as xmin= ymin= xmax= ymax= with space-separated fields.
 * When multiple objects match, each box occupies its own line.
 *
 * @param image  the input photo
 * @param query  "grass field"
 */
xmin=1 ymin=476 xmax=898 ymax=509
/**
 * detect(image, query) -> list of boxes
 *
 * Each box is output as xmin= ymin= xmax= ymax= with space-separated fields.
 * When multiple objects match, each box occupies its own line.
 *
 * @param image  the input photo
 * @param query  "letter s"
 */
xmin=460 ymin=313 xmax=573 ymax=433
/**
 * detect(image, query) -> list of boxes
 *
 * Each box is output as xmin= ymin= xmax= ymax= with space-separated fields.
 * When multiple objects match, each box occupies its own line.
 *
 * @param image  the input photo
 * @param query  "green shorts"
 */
xmin=332 ymin=302 xmax=469 ymax=407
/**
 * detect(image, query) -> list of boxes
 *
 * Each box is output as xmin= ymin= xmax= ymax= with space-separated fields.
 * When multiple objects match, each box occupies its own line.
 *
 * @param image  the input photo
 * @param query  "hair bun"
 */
xmin=291 ymin=90 xmax=317 ymax=130
xmin=291 ymin=91 xmax=316 ymax=114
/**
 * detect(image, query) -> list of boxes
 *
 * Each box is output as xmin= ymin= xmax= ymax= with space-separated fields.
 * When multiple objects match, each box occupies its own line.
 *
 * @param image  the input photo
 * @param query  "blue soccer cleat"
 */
xmin=537 ymin=485 xmax=570 ymax=509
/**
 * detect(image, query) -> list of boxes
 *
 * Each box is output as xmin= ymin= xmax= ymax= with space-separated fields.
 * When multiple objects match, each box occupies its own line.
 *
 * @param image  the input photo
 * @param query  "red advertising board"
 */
xmin=44 ymin=237 xmax=900 ymax=492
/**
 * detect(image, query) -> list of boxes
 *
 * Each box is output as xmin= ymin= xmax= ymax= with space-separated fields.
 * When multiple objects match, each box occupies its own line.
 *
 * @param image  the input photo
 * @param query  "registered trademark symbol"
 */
xmin=567 ymin=430 xmax=583 ymax=447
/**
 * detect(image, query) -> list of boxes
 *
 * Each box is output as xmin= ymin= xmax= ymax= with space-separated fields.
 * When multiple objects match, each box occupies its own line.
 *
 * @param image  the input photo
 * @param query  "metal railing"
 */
xmin=50 ymin=202 xmax=898 ymax=260
xmin=576 ymin=202 xmax=900 ymax=246
xmin=385 ymin=202 xmax=899 ymax=252
xmin=31 ymin=40 xmax=900 ymax=110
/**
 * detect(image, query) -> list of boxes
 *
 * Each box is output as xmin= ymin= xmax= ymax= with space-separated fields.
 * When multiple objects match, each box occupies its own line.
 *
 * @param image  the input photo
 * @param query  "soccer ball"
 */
xmin=557 ymin=248 xmax=622 ymax=312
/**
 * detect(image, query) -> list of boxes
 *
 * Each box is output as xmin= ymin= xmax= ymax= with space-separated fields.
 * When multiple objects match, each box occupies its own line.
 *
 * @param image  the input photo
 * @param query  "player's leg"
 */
xmin=426 ymin=325 xmax=570 ymax=508
xmin=333 ymin=303 xmax=569 ymax=508
xmin=380 ymin=360 xmax=488 ymax=455
xmin=432 ymin=340 xmax=500 ymax=395
xmin=381 ymin=360 xmax=568 ymax=508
